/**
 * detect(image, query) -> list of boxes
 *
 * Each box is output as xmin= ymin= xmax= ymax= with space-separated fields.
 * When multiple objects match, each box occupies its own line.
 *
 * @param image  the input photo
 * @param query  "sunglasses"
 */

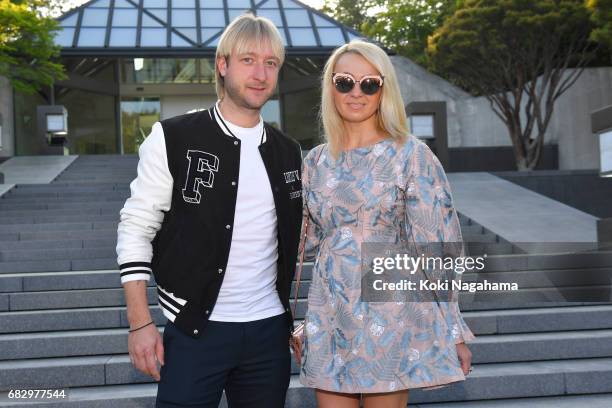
xmin=332 ymin=72 xmax=384 ymax=95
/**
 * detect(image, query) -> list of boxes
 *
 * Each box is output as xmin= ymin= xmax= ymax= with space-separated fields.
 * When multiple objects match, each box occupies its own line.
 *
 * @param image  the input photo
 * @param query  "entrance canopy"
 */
xmin=55 ymin=0 xmax=366 ymax=57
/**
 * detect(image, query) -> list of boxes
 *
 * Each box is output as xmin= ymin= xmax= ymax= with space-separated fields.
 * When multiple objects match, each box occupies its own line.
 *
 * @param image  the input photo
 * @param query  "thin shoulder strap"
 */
xmin=292 ymin=145 xmax=325 ymax=318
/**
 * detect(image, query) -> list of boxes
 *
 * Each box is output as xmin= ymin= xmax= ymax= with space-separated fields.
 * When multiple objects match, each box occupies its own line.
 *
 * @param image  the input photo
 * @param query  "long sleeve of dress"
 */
xmin=404 ymin=141 xmax=475 ymax=344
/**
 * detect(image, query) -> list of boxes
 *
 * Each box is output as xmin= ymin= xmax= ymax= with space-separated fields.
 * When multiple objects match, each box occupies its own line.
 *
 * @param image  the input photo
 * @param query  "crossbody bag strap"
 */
xmin=292 ymin=145 xmax=325 ymax=319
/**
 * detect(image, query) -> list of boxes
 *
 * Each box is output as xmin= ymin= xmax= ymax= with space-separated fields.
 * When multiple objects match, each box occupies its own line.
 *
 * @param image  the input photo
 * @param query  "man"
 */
xmin=116 ymin=14 xmax=303 ymax=408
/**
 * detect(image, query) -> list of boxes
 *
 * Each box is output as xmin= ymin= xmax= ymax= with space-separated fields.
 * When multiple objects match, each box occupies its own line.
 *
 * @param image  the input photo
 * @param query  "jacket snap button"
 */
xmin=231 ymin=181 xmax=236 ymax=186
xmin=218 ymin=268 xmax=223 ymax=273
xmin=205 ymin=310 xmax=209 ymax=315
xmin=234 ymin=141 xmax=239 ymax=146
xmin=225 ymin=224 xmax=231 ymax=229
xmin=193 ymin=329 xmax=199 ymax=335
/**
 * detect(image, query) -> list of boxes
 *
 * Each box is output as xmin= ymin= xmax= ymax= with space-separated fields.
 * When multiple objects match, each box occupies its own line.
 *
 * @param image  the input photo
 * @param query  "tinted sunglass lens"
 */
xmin=334 ymin=77 xmax=354 ymax=93
xmin=360 ymin=78 xmax=381 ymax=95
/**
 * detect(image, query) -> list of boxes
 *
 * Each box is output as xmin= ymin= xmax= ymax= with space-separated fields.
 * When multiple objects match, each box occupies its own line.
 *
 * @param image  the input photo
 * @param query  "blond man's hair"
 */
xmin=215 ymin=13 xmax=285 ymax=99
xmin=321 ymin=40 xmax=408 ymax=158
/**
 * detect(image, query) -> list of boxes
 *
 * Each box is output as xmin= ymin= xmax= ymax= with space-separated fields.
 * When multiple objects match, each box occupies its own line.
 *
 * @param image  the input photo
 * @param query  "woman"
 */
xmin=299 ymin=40 xmax=475 ymax=407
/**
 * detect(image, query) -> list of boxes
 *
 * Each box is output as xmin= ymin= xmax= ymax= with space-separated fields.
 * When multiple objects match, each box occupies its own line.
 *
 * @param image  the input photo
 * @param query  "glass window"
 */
xmin=142 ymin=14 xmax=164 ymax=27
xmin=171 ymin=32 xmax=191 ymax=46
xmin=201 ymin=0 xmax=224 ymax=7
xmin=172 ymin=9 xmax=196 ymax=26
xmin=121 ymin=97 xmax=160 ymax=154
xmin=173 ymin=0 xmax=195 ymax=7
xmin=110 ymin=28 xmax=136 ymax=46
xmin=313 ymin=14 xmax=334 ymax=27
xmin=90 ymin=0 xmax=110 ymax=6
xmin=278 ymin=30 xmax=288 ymax=46
xmin=261 ymin=99 xmax=281 ymax=129
xmin=201 ymin=9 xmax=226 ymax=27
xmin=147 ymin=9 xmax=167 ymax=22
xmin=227 ymin=0 xmax=251 ymax=7
xmin=410 ymin=115 xmax=435 ymax=139
xmin=54 ymin=28 xmax=75 ymax=47
xmin=289 ymin=28 xmax=315 ymax=46
xmin=347 ymin=32 xmax=365 ymax=41
xmin=318 ymin=27 xmax=345 ymax=46
xmin=282 ymin=85 xmax=320 ymax=149
xmin=200 ymin=28 xmax=221 ymax=44
xmin=199 ymin=58 xmax=216 ymax=83
xmin=81 ymin=9 xmax=109 ymax=26
xmin=257 ymin=0 xmax=276 ymax=9
xmin=175 ymin=28 xmax=197 ymax=42
xmin=113 ymin=9 xmax=138 ymax=26
xmin=280 ymin=0 xmax=300 ymax=8
xmin=255 ymin=9 xmax=282 ymax=26
xmin=140 ymin=28 xmax=167 ymax=46
xmin=122 ymin=58 xmax=199 ymax=83
xmin=284 ymin=9 xmax=309 ymax=26
xmin=143 ymin=0 xmax=166 ymax=7
xmin=600 ymin=130 xmax=612 ymax=175
xmin=77 ymin=28 xmax=107 ymax=46
xmin=59 ymin=14 xmax=78 ymax=27
xmin=114 ymin=0 xmax=134 ymax=7
xmin=229 ymin=9 xmax=249 ymax=22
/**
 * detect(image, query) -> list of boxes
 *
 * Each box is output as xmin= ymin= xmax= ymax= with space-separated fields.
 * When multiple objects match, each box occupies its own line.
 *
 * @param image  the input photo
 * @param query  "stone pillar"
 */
xmin=0 ymin=76 xmax=15 ymax=158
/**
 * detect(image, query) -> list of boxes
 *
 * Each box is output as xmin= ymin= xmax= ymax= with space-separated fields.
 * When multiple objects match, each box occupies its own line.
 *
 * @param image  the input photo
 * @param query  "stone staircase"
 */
xmin=0 ymin=156 xmax=611 ymax=407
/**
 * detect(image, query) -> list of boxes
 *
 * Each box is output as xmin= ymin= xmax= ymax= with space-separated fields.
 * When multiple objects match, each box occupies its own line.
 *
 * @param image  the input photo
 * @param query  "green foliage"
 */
xmin=0 ymin=0 xmax=66 ymax=94
xmin=427 ymin=0 xmax=598 ymax=170
xmin=321 ymin=0 xmax=458 ymax=66
xmin=588 ymin=0 xmax=612 ymax=49
xmin=362 ymin=0 xmax=458 ymax=66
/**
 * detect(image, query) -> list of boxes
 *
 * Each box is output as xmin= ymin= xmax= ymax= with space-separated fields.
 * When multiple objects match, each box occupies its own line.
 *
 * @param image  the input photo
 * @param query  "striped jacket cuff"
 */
xmin=119 ymin=261 xmax=152 ymax=284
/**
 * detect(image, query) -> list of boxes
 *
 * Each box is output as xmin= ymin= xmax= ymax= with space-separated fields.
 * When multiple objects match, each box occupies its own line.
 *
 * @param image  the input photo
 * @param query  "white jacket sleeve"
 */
xmin=116 ymin=122 xmax=173 ymax=284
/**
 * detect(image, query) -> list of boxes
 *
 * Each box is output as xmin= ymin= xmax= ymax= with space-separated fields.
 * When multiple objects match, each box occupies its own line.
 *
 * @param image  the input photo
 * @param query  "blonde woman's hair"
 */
xmin=215 ymin=13 xmax=285 ymax=99
xmin=321 ymin=40 xmax=408 ymax=157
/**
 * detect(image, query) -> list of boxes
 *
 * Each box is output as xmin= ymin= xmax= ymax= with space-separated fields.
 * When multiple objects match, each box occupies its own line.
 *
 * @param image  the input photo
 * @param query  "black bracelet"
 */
xmin=128 ymin=320 xmax=154 ymax=333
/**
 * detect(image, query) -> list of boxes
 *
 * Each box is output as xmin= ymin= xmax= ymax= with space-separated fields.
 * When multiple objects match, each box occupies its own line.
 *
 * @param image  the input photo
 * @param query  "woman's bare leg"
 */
xmin=315 ymin=389 xmax=360 ymax=408
xmin=363 ymin=390 xmax=409 ymax=408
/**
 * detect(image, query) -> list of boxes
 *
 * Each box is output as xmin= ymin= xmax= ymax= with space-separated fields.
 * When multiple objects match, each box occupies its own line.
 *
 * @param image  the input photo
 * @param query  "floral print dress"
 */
xmin=299 ymin=136 xmax=475 ymax=393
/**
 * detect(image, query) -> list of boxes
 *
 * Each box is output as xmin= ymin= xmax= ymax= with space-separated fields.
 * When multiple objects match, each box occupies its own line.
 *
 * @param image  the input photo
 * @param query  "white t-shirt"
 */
xmin=209 ymin=103 xmax=285 ymax=322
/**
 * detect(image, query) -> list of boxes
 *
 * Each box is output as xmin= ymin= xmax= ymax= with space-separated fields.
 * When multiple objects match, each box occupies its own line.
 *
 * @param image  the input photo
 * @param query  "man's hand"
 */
xmin=128 ymin=323 xmax=164 ymax=381
xmin=456 ymin=342 xmax=472 ymax=376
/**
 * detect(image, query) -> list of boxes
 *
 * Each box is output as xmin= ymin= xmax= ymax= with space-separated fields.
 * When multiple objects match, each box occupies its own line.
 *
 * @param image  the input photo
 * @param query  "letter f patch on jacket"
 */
xmin=182 ymin=150 xmax=219 ymax=204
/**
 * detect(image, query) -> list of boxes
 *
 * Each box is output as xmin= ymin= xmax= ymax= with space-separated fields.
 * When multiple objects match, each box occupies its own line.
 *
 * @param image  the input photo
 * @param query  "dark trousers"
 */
xmin=156 ymin=313 xmax=291 ymax=408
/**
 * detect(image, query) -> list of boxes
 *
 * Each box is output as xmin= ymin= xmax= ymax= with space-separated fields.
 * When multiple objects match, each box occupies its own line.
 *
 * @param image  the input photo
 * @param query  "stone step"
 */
xmin=2 ymin=230 xmax=116 ymax=242
xmin=0 ymin=247 xmax=116 ymax=262
xmin=0 ymin=221 xmax=117 ymax=233
xmin=0 ymin=214 xmax=118 ymax=225
xmin=0 ymin=195 xmax=128 ymax=204
xmin=2 ymin=386 xmax=612 ymax=408
xmin=0 ymin=208 xmax=108 ymax=217
xmin=0 ymin=238 xmax=114 ymax=251
xmin=5 ymin=287 xmax=157 ymax=311
xmin=0 ymin=306 xmax=165 ymax=334
xmin=0 ymin=258 xmax=118 ymax=274
xmin=287 ymin=358 xmax=612 ymax=405
xmin=1 ymin=325 xmax=612 ymax=364
xmin=0 ymin=201 xmax=123 ymax=211
xmin=1 ymin=356 xmax=612 ymax=403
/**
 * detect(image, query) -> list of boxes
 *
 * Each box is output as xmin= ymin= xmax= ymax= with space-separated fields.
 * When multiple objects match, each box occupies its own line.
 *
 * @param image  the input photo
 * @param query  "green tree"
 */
xmin=362 ymin=0 xmax=458 ymax=66
xmin=320 ymin=0 xmax=372 ymax=32
xmin=588 ymin=0 xmax=612 ymax=50
xmin=321 ymin=0 xmax=458 ymax=66
xmin=0 ymin=0 xmax=66 ymax=94
xmin=428 ymin=0 xmax=599 ymax=171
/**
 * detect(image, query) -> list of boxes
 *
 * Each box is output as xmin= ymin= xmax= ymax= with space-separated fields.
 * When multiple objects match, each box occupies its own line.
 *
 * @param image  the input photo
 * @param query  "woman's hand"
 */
xmin=456 ymin=342 xmax=472 ymax=376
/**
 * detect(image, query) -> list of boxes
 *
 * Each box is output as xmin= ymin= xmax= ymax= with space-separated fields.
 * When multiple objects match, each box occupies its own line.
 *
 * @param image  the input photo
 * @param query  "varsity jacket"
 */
xmin=116 ymin=105 xmax=303 ymax=338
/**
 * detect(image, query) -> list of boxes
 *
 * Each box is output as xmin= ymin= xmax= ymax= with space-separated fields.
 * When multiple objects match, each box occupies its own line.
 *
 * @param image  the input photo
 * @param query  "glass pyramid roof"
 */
xmin=55 ymin=0 xmax=368 ymax=55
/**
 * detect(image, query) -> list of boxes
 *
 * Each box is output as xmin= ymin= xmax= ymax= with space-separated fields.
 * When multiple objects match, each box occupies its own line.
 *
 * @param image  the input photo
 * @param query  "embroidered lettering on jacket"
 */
xmin=182 ymin=150 xmax=220 ymax=204
xmin=283 ymin=170 xmax=300 ymax=184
